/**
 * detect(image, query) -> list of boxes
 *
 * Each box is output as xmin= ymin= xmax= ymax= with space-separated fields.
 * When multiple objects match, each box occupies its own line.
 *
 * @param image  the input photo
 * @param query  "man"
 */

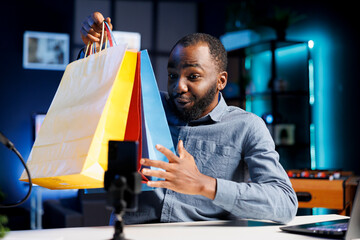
xmin=80 ymin=12 xmax=298 ymax=224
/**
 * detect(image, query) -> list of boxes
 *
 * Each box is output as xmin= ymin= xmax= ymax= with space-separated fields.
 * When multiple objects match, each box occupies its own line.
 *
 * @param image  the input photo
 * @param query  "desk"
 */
xmin=3 ymin=214 xmax=354 ymax=240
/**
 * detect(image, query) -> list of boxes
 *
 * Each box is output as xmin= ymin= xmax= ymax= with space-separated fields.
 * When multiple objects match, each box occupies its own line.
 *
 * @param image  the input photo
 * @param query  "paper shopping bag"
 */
xmin=124 ymin=52 xmax=143 ymax=174
xmin=139 ymin=50 xmax=175 ymax=190
xmin=20 ymin=43 xmax=138 ymax=189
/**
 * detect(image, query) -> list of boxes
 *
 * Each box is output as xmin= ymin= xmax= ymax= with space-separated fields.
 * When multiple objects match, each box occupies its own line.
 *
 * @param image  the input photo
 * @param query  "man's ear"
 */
xmin=217 ymin=71 xmax=228 ymax=91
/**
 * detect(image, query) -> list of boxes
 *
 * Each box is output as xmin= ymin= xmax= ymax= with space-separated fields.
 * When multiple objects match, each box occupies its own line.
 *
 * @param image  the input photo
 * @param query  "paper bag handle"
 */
xmin=84 ymin=21 xmax=117 ymax=57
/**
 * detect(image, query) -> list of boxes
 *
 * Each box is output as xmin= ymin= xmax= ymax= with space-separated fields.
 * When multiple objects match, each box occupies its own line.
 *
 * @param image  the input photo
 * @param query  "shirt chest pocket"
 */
xmin=185 ymin=139 xmax=241 ymax=179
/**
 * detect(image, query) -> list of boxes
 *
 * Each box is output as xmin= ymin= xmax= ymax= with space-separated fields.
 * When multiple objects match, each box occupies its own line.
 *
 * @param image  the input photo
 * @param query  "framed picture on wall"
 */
xmin=23 ymin=31 xmax=70 ymax=70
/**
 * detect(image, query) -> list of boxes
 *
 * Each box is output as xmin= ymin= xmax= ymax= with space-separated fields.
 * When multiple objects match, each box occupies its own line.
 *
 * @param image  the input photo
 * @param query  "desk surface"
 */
xmin=3 ymin=214 xmax=354 ymax=240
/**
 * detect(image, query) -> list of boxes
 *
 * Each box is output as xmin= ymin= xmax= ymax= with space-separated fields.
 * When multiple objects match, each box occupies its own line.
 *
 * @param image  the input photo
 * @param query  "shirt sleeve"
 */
xmin=212 ymin=115 xmax=298 ymax=224
xmin=77 ymin=47 xmax=86 ymax=60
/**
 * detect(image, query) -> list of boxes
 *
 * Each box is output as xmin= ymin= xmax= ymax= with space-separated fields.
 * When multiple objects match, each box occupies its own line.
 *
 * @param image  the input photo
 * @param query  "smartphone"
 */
xmin=105 ymin=141 xmax=141 ymax=212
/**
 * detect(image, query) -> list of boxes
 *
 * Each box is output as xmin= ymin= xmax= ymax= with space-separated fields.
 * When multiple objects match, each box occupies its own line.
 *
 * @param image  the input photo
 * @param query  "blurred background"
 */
xmin=0 ymin=0 xmax=359 ymax=230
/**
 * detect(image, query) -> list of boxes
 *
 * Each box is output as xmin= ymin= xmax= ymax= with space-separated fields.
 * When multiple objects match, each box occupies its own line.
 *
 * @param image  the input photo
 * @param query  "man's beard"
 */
xmin=170 ymin=83 xmax=218 ymax=122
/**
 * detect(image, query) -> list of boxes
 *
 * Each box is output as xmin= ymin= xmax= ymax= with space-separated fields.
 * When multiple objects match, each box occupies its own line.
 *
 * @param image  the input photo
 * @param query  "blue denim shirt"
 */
xmin=122 ymin=92 xmax=298 ymax=224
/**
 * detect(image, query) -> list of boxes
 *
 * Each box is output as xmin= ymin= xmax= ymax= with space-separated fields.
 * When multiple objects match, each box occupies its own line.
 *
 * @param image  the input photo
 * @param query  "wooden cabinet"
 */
xmin=289 ymin=173 xmax=359 ymax=216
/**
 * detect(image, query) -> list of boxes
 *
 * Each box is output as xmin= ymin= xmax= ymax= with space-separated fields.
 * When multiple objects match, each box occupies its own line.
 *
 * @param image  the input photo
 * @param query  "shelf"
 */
xmin=251 ymin=90 xmax=309 ymax=97
xmin=228 ymin=40 xmax=308 ymax=57
xmin=225 ymin=90 xmax=309 ymax=100
xmin=225 ymin=38 xmax=312 ymax=170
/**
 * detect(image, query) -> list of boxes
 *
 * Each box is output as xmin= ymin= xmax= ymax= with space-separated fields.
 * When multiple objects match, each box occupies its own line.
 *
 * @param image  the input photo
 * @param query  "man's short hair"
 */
xmin=171 ymin=33 xmax=228 ymax=72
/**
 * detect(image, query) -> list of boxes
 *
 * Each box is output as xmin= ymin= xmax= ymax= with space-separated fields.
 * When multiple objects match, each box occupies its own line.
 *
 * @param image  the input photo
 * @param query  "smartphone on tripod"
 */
xmin=104 ymin=140 xmax=142 ymax=212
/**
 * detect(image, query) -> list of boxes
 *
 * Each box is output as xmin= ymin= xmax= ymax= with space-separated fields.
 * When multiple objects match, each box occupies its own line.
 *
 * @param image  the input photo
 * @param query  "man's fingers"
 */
xmin=177 ymin=140 xmax=187 ymax=158
xmin=105 ymin=17 xmax=113 ymax=30
xmin=142 ymin=168 xmax=174 ymax=181
xmin=92 ymin=12 xmax=105 ymax=31
xmin=147 ymin=180 xmax=171 ymax=189
xmin=84 ymin=12 xmax=104 ymax=34
xmin=140 ymin=158 xmax=170 ymax=171
xmin=81 ymin=25 xmax=101 ymax=38
xmin=155 ymin=144 xmax=179 ymax=163
xmin=81 ymin=29 xmax=100 ymax=43
xmin=81 ymin=20 xmax=92 ymax=33
xmin=80 ymin=12 xmax=111 ymax=46
xmin=87 ymin=28 xmax=101 ymax=39
xmin=177 ymin=140 xmax=193 ymax=159
xmin=81 ymin=23 xmax=101 ymax=43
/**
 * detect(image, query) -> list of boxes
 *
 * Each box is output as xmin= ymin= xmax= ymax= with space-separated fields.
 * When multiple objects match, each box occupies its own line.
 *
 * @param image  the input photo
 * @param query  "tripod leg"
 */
xmin=113 ymin=214 xmax=125 ymax=240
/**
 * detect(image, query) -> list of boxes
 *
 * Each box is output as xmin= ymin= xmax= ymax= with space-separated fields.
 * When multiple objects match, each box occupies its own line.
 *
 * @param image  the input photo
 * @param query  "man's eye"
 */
xmin=188 ymin=74 xmax=200 ymax=80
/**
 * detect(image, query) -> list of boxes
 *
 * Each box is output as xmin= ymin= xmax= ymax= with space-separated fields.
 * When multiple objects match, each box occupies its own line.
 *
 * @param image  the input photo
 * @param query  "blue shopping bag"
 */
xmin=140 ymin=50 xmax=175 ymax=190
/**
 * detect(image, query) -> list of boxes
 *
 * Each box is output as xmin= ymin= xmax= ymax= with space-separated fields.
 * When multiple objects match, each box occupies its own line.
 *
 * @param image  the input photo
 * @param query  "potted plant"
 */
xmin=0 ymin=191 xmax=9 ymax=238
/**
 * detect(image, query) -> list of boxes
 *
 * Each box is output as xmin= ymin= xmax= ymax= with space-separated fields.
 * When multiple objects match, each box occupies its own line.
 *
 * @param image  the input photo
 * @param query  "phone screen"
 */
xmin=106 ymin=141 xmax=140 ymax=212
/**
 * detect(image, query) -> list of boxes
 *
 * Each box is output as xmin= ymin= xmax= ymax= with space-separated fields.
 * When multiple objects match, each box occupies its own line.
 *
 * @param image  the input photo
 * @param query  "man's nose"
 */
xmin=174 ymin=76 xmax=188 ymax=93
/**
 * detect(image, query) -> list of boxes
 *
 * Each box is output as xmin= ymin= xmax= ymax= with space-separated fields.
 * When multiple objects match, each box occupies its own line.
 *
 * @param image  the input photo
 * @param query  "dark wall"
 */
xmin=0 ymin=0 xmax=359 ymax=208
xmin=0 ymin=0 xmax=74 ymax=204
xmin=273 ymin=0 xmax=360 ymax=174
xmin=199 ymin=0 xmax=360 ymax=174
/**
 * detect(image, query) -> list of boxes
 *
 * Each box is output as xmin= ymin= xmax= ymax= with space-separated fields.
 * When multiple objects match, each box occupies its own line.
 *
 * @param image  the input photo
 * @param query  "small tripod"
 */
xmin=108 ymin=175 xmax=127 ymax=240
xmin=104 ymin=141 xmax=142 ymax=240
xmin=106 ymin=173 xmax=142 ymax=240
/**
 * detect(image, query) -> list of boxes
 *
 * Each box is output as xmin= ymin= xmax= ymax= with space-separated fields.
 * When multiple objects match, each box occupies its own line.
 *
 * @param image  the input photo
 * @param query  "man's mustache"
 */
xmin=171 ymin=93 xmax=195 ymax=101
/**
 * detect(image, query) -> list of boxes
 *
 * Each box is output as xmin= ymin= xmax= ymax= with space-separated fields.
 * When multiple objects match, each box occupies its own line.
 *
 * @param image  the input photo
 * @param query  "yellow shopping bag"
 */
xmin=20 ymin=43 xmax=138 ymax=189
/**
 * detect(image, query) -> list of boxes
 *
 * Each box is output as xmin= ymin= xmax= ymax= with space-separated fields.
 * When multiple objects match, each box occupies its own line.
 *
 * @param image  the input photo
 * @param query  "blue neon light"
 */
xmin=308 ymin=40 xmax=314 ymax=49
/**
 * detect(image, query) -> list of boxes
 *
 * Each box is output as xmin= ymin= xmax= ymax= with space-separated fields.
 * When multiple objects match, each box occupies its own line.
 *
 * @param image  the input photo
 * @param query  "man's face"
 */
xmin=167 ymin=43 xmax=221 ymax=122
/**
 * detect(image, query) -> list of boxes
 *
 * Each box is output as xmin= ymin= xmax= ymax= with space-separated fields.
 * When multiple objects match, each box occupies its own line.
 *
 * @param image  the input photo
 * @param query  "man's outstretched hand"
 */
xmin=80 ymin=11 xmax=112 ymax=48
xmin=140 ymin=140 xmax=217 ymax=200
